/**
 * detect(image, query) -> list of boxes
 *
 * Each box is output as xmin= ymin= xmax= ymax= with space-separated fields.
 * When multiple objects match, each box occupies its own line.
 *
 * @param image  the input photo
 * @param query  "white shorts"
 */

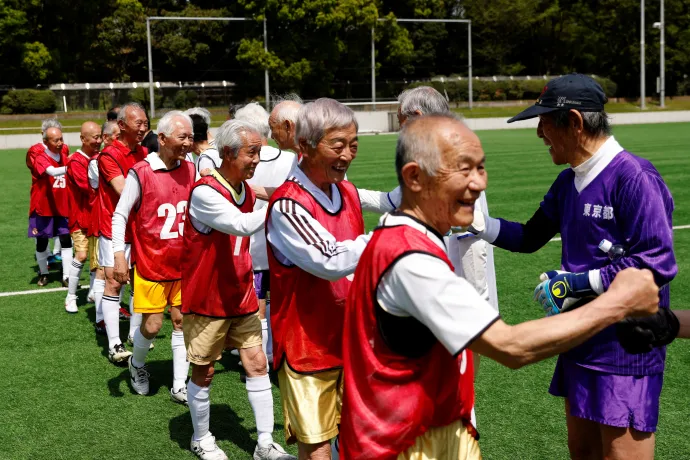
xmin=98 ymin=235 xmax=131 ymax=268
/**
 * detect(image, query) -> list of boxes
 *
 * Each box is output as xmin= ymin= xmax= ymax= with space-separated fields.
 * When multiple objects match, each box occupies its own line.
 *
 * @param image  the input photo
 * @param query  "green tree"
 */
xmin=21 ymin=42 xmax=52 ymax=81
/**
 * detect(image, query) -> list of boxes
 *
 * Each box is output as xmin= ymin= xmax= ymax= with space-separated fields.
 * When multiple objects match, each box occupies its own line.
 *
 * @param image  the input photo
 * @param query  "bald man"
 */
xmin=339 ymin=115 xmax=661 ymax=459
xmin=64 ymin=122 xmax=102 ymax=313
xmin=268 ymin=98 xmax=302 ymax=155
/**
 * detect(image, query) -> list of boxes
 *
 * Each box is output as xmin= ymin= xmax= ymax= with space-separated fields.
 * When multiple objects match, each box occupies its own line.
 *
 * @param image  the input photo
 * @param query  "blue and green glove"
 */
xmin=533 ymin=270 xmax=597 ymax=317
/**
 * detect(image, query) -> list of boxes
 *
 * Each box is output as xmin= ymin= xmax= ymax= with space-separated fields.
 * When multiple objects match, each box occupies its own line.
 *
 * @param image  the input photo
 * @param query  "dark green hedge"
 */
xmin=1 ymin=89 xmax=58 ymax=114
xmin=406 ymin=75 xmax=617 ymax=102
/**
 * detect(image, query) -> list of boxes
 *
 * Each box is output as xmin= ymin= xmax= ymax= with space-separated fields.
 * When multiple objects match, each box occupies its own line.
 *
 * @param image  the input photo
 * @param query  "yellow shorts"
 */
xmin=184 ymin=312 xmax=262 ymax=365
xmin=88 ymin=236 xmax=100 ymax=271
xmin=398 ymin=419 xmax=482 ymax=460
xmin=132 ymin=267 xmax=182 ymax=314
xmin=277 ymin=364 xmax=343 ymax=445
xmin=70 ymin=229 xmax=88 ymax=253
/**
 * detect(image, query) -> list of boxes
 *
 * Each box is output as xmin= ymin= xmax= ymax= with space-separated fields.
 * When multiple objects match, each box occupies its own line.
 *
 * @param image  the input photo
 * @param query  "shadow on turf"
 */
xmin=169 ymin=404 xmax=285 ymax=457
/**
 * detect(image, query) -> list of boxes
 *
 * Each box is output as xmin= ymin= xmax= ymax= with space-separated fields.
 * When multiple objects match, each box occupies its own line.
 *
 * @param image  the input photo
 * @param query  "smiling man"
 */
xmin=339 ymin=114 xmax=662 ymax=460
xmin=468 ymin=74 xmax=677 ymax=460
xmin=110 ymin=111 xmax=196 ymax=403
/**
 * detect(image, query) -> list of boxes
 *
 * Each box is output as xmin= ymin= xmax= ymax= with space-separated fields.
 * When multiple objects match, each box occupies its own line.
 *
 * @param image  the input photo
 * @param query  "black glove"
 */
xmin=616 ymin=308 xmax=680 ymax=354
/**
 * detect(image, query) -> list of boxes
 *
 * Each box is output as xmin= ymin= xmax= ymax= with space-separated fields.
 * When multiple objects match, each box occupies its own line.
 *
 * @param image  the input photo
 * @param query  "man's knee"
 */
xmin=191 ymin=364 xmax=215 ymax=387
xmin=75 ymin=251 xmax=88 ymax=263
xmin=239 ymin=346 xmax=267 ymax=377
xmin=298 ymin=440 xmax=331 ymax=460
xmin=104 ymin=272 xmax=121 ymax=295
xmin=141 ymin=313 xmax=163 ymax=339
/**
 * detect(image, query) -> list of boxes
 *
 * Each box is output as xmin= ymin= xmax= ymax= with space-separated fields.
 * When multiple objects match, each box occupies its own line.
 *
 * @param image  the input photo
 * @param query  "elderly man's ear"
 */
xmin=401 ymin=162 xmax=424 ymax=192
xmin=568 ymin=109 xmax=585 ymax=132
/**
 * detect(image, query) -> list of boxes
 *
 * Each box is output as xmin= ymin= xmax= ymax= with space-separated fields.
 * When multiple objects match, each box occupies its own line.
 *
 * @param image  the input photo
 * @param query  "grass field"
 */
xmin=1 ymin=122 xmax=689 ymax=459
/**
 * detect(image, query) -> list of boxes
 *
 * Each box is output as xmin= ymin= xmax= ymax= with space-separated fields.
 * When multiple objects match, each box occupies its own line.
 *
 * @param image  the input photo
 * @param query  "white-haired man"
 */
xmin=397 ymin=85 xmax=498 ymax=311
xmin=98 ymin=102 xmax=148 ymax=363
xmin=339 ymin=114 xmax=660 ymax=459
xmin=268 ymin=95 xmax=302 ymax=155
xmin=111 ymin=111 xmax=196 ymax=403
xmin=64 ymin=121 xmax=102 ymax=313
xmin=182 ymin=120 xmax=294 ymax=460
xmin=27 ymin=118 xmax=73 ymax=286
xmin=266 ymin=98 xmax=397 ymax=459
xmin=235 ymin=102 xmax=297 ymax=363
xmin=185 ymin=107 xmax=215 ymax=165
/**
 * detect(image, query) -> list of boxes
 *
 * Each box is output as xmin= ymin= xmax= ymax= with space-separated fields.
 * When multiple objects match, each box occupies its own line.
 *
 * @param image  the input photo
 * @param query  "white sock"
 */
xmin=53 ymin=236 xmax=61 ymax=254
xmin=119 ymin=285 xmax=124 ymax=303
xmin=188 ymin=382 xmax=211 ymax=442
xmin=171 ymin=330 xmax=189 ymax=391
xmin=246 ymin=375 xmax=274 ymax=448
xmin=89 ymin=270 xmax=96 ymax=293
xmin=132 ymin=327 xmax=153 ymax=368
xmin=129 ymin=313 xmax=142 ymax=339
xmin=94 ymin=279 xmax=105 ymax=323
xmin=68 ymin=260 xmax=84 ymax=296
xmin=265 ymin=300 xmax=273 ymax=360
xmin=36 ymin=250 xmax=50 ymax=275
xmin=61 ymin=247 xmax=73 ymax=282
xmin=102 ymin=295 xmax=122 ymax=349
xmin=261 ymin=318 xmax=269 ymax=357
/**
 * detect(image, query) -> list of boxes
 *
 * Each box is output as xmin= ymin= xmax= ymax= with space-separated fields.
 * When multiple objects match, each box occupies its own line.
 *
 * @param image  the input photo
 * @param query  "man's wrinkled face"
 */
xmin=81 ymin=127 xmax=102 ymax=154
xmin=45 ymin=128 xmax=63 ymax=154
xmin=118 ymin=108 xmax=148 ymax=144
xmin=537 ymin=112 xmax=578 ymax=165
xmin=103 ymin=125 xmax=120 ymax=147
xmin=301 ymin=123 xmax=358 ymax=186
xmin=268 ymin=115 xmax=292 ymax=150
xmin=226 ymin=131 xmax=262 ymax=180
xmin=416 ymin=124 xmax=487 ymax=232
xmin=159 ymin=118 xmax=193 ymax=163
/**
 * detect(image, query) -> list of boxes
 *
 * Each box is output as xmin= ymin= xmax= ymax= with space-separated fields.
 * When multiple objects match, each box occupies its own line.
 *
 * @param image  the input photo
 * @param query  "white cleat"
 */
xmin=108 ymin=343 xmax=132 ymax=364
xmin=128 ymin=356 xmax=150 ymax=395
xmin=64 ymin=295 xmax=78 ymax=314
xmin=254 ymin=442 xmax=296 ymax=460
xmin=191 ymin=434 xmax=228 ymax=460
xmin=170 ymin=386 xmax=188 ymax=405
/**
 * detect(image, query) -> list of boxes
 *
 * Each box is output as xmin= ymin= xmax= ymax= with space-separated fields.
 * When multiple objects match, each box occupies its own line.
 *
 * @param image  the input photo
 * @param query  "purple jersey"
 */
xmin=538 ymin=150 xmax=676 ymax=375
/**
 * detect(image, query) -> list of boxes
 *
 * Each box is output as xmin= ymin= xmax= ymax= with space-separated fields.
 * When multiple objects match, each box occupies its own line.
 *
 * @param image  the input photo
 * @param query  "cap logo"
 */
xmin=557 ymin=96 xmax=567 ymax=107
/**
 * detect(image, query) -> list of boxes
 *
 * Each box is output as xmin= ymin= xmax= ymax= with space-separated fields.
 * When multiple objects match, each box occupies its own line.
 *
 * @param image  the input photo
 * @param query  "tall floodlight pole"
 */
xmin=371 ymin=27 xmax=376 ymax=104
xmin=264 ymin=18 xmax=270 ymax=109
xmin=659 ymin=0 xmax=666 ymax=109
xmin=640 ymin=0 xmax=646 ymax=110
xmin=146 ymin=18 xmax=155 ymax=117
xmin=468 ymin=21 xmax=473 ymax=110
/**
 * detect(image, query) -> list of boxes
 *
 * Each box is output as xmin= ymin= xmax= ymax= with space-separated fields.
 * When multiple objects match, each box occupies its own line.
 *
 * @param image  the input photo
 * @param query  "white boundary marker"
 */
xmin=0 ymin=225 xmax=688 ymax=299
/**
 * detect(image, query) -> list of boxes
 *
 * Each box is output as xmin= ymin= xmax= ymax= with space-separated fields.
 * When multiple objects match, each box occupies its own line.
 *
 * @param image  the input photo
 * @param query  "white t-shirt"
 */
xmin=246 ymin=146 xmax=297 ymax=271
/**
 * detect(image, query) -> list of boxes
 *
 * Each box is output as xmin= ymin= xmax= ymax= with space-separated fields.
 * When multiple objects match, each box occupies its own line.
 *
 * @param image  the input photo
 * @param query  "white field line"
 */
xmin=548 ymin=224 xmax=690 ymax=242
xmin=1 ymin=225 xmax=689 ymax=298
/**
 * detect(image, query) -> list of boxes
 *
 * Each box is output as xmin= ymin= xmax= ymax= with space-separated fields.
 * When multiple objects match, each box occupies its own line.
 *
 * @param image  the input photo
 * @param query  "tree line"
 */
xmin=2 ymin=0 xmax=689 ymax=100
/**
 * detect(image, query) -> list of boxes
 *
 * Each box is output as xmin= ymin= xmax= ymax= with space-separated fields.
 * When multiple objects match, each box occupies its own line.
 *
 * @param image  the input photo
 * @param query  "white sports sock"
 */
xmin=94 ymin=279 xmax=105 ymax=323
xmin=246 ymin=375 xmax=274 ymax=448
xmin=119 ymin=285 xmax=124 ymax=303
xmin=53 ymin=236 xmax=61 ymax=254
xmin=61 ymin=247 xmax=73 ymax=282
xmin=188 ymin=382 xmax=211 ymax=442
xmin=261 ymin=318 xmax=269 ymax=357
xmin=68 ymin=260 xmax=84 ymax=296
xmin=89 ymin=270 xmax=96 ymax=292
xmin=36 ymin=250 xmax=50 ymax=275
xmin=132 ymin=327 xmax=153 ymax=368
xmin=265 ymin=300 xmax=273 ymax=359
xmin=102 ymin=295 xmax=122 ymax=349
xmin=129 ymin=313 xmax=142 ymax=339
xmin=171 ymin=330 xmax=189 ymax=391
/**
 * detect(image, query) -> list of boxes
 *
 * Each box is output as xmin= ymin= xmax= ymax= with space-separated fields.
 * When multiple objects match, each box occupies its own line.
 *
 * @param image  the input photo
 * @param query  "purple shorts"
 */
xmin=254 ymin=270 xmax=270 ymax=300
xmin=28 ymin=213 xmax=69 ymax=238
xmin=549 ymin=356 xmax=663 ymax=432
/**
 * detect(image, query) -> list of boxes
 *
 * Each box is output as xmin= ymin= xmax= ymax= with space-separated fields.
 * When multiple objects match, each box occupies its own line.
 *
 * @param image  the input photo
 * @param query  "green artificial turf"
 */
xmin=1 ymin=122 xmax=689 ymax=458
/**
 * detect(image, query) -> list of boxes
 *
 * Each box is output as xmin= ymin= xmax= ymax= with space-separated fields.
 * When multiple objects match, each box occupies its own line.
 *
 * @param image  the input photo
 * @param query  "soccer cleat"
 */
xmin=65 ymin=295 xmax=78 ymax=314
xmin=108 ymin=343 xmax=132 ymax=364
xmin=48 ymin=254 xmax=62 ymax=264
xmin=119 ymin=307 xmax=131 ymax=319
xmin=127 ymin=335 xmax=154 ymax=350
xmin=191 ymin=434 xmax=228 ymax=460
xmin=37 ymin=274 xmax=50 ymax=287
xmin=253 ymin=442 xmax=296 ymax=460
xmin=170 ymin=386 xmax=188 ymax=405
xmin=94 ymin=320 xmax=107 ymax=335
xmin=128 ymin=356 xmax=150 ymax=395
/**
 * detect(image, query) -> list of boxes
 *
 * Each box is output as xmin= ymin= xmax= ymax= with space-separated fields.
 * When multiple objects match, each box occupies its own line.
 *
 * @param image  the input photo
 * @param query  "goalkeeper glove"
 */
xmin=533 ymin=270 xmax=596 ymax=317
xmin=616 ymin=308 xmax=679 ymax=354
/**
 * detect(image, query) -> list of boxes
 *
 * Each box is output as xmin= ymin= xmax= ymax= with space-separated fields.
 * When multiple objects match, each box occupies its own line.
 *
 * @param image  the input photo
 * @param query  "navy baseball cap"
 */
xmin=507 ymin=73 xmax=608 ymax=123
